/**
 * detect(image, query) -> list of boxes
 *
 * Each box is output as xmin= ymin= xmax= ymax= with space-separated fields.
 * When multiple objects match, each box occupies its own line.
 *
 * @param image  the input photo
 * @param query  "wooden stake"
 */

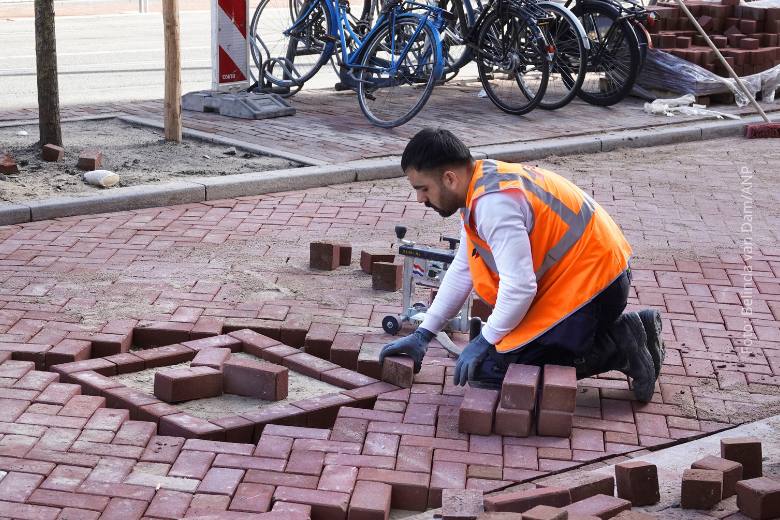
xmin=163 ymin=0 xmax=182 ymax=142
xmin=34 ymin=0 xmax=62 ymax=147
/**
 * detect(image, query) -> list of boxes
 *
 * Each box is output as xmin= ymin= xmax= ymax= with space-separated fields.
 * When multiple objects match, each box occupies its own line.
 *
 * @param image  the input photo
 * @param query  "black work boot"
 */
xmin=638 ymin=309 xmax=665 ymax=379
xmin=575 ymin=312 xmax=656 ymax=402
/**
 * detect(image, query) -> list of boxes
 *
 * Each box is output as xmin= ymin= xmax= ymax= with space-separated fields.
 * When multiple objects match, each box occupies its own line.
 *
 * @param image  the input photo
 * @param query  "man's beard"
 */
xmin=425 ymin=200 xmax=459 ymax=218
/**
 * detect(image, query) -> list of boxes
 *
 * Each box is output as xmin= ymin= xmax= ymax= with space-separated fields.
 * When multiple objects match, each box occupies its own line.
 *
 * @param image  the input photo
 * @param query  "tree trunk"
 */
xmin=163 ymin=0 xmax=182 ymax=142
xmin=34 ymin=0 xmax=62 ymax=147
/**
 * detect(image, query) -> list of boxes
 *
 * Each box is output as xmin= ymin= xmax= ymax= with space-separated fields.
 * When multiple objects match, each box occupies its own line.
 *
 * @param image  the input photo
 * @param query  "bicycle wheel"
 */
xmin=252 ymin=0 xmax=335 ymax=88
xmin=537 ymin=2 xmax=587 ymax=110
xmin=357 ymin=15 xmax=442 ymax=127
xmin=439 ymin=0 xmax=472 ymax=79
xmin=574 ymin=2 xmax=640 ymax=106
xmin=475 ymin=9 xmax=550 ymax=115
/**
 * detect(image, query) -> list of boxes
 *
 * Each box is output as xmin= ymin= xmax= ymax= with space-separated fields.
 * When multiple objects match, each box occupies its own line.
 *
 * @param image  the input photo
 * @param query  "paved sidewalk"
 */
xmin=0 ymin=135 xmax=776 ymax=517
xmin=2 ymin=84 xmax=777 ymax=165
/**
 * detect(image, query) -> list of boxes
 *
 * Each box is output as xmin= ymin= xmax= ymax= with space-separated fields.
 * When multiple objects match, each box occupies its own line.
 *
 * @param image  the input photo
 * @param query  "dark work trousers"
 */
xmin=473 ymin=268 xmax=632 ymax=384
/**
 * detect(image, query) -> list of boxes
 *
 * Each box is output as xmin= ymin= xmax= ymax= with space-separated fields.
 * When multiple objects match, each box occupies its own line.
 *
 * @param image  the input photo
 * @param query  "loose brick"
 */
xmin=736 ymin=477 xmax=780 ymax=520
xmin=40 ymin=143 xmax=66 ymax=163
xmin=223 ymin=356 xmax=288 ymax=400
xmin=458 ymin=386 xmax=499 ymax=435
xmin=484 ymin=487 xmax=571 ymax=513
xmin=305 ymin=322 xmax=339 ymax=359
xmin=681 ymin=468 xmax=722 ymax=510
xmin=337 ymin=243 xmax=352 ymax=265
xmin=229 ymin=482 xmax=274 ymax=513
xmin=540 ymin=365 xmax=577 ymax=412
xmin=692 ymin=455 xmax=743 ymax=497
xmin=441 ymin=488 xmax=483 ymax=519
xmin=615 ymin=460 xmax=660 ymax=506
xmin=154 ymin=365 xmax=222 ymax=403
xmin=494 ymin=405 xmax=532 ymax=437
xmin=372 ymin=262 xmax=402 ymax=291
xmin=536 ymin=409 xmax=572 ymax=438
xmin=500 ymin=364 xmax=540 ymax=410
xmin=538 ymin=472 xmax=615 ymax=503
xmin=563 ymin=494 xmax=631 ymax=518
xmin=0 ymin=153 xmax=19 ymax=175
xmin=322 ymin=368 xmax=378 ymax=390
xmin=721 ymin=437 xmax=762 ymax=479
xmin=381 ymin=356 xmax=414 ymax=388
xmin=190 ymin=347 xmax=232 ymax=370
xmin=348 ymin=480 xmax=391 ymax=520
xmin=311 ymin=242 xmax=341 ymax=271
xmin=330 ymin=333 xmax=362 ymax=370
xmin=76 ymin=149 xmax=102 ymax=171
xmin=360 ymin=251 xmax=395 ymax=274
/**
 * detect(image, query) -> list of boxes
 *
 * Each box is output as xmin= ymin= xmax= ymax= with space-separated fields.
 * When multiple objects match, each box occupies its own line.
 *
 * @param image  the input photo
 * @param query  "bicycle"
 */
xmin=251 ymin=0 xmax=449 ymax=127
xmin=436 ymin=0 xmax=589 ymax=110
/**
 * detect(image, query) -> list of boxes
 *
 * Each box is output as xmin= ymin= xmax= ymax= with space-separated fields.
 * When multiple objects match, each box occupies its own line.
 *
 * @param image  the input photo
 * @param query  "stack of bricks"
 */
xmin=495 ymin=364 xmax=539 ymax=437
xmin=646 ymin=0 xmax=780 ymax=77
xmin=536 ymin=365 xmax=577 ymax=438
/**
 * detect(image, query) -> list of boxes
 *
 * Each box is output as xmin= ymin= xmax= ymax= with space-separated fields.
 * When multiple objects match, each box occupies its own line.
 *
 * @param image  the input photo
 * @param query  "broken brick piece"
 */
xmin=441 ymin=488 xmax=484 ymax=519
xmin=681 ymin=468 xmax=722 ymax=510
xmin=372 ymin=262 xmax=403 ymax=292
xmin=310 ymin=242 xmax=340 ymax=271
xmin=190 ymin=348 xmax=232 ymax=371
xmin=692 ymin=455 xmax=743 ymax=498
xmin=493 ymin=405 xmax=532 ymax=438
xmin=41 ymin=144 xmax=64 ymax=162
xmin=736 ymin=477 xmax=780 ymax=520
xmin=484 ymin=487 xmax=571 ymax=513
xmin=223 ymin=356 xmax=288 ymax=401
xmin=500 ymin=364 xmax=540 ymax=410
xmin=0 ymin=153 xmax=19 ymax=175
xmin=154 ymin=366 xmax=222 ymax=403
xmin=536 ymin=409 xmax=573 ymax=438
xmin=721 ymin=437 xmax=762 ymax=479
xmin=540 ymin=365 xmax=577 ymax=412
xmin=615 ymin=460 xmax=660 ymax=506
xmin=337 ymin=244 xmax=352 ymax=266
xmin=77 ymin=149 xmax=102 ymax=171
xmin=360 ymin=251 xmax=395 ymax=274
xmin=458 ymin=386 xmax=499 ymax=435
xmin=381 ymin=356 xmax=414 ymax=388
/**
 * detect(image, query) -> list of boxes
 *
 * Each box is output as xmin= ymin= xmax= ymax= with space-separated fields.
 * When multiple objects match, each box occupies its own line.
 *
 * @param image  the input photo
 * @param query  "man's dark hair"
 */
xmin=401 ymin=128 xmax=472 ymax=174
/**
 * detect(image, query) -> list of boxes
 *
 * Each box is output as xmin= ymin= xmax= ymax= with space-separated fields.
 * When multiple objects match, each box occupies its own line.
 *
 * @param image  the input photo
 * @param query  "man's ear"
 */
xmin=441 ymin=169 xmax=457 ymax=188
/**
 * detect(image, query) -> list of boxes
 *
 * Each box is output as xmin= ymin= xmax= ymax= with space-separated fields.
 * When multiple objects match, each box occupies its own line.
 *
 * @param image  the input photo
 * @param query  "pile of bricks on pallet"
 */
xmin=646 ymin=0 xmax=780 ymax=77
xmin=458 ymin=365 xmax=576 ymax=438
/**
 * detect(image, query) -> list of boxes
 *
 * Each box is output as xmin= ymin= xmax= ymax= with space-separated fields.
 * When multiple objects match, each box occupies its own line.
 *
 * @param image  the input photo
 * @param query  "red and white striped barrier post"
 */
xmin=211 ymin=0 xmax=249 ymax=91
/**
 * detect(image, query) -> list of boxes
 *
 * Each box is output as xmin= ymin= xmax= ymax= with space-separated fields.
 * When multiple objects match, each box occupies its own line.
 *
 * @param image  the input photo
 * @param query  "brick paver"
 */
xmin=0 ymin=136 xmax=775 ymax=516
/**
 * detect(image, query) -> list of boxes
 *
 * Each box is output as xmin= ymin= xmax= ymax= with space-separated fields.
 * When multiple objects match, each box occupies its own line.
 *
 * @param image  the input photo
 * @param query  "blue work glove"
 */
xmin=379 ymin=328 xmax=434 ymax=373
xmin=453 ymin=333 xmax=493 ymax=386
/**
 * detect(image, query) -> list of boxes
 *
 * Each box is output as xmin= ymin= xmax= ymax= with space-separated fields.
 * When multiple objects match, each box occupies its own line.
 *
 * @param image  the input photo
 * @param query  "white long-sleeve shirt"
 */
xmin=420 ymin=190 xmax=538 ymax=345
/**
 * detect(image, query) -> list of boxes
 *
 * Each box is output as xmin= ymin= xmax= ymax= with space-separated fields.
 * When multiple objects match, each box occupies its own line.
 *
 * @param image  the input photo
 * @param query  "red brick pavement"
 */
xmin=0 ymin=139 xmax=776 ymax=516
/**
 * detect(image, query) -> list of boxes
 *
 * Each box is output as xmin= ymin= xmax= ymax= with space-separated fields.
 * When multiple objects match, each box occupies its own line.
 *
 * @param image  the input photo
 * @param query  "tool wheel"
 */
xmin=382 ymin=315 xmax=401 ymax=335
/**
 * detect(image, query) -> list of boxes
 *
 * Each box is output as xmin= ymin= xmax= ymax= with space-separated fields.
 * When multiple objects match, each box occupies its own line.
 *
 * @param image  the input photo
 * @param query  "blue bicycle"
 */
xmin=252 ymin=0 xmax=449 ymax=127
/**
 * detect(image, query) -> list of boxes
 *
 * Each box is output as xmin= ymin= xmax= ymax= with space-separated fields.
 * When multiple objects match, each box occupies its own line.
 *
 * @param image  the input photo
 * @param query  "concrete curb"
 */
xmin=1 ymin=113 xmax=776 ymax=226
xmin=117 ymin=114 xmax=327 ymax=166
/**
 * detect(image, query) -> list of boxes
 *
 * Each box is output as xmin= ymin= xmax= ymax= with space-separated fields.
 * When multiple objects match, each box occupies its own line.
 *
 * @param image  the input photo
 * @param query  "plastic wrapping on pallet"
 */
xmin=637 ymin=48 xmax=780 ymax=106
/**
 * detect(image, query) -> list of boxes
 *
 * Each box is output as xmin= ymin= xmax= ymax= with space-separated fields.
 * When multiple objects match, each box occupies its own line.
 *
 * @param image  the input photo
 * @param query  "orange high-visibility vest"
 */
xmin=463 ymin=159 xmax=632 ymax=353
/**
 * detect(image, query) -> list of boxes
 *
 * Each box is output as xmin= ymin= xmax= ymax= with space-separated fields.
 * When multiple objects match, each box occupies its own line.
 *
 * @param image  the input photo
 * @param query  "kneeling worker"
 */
xmin=379 ymin=128 xmax=664 ymax=402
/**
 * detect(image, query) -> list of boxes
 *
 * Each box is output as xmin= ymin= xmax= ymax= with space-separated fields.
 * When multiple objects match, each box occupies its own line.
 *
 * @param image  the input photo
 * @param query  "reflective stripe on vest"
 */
xmin=470 ymin=160 xmax=597 ymax=281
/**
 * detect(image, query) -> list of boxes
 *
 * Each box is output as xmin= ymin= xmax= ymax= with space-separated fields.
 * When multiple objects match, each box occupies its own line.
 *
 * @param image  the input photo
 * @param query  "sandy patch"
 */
xmin=113 ymin=352 xmax=343 ymax=420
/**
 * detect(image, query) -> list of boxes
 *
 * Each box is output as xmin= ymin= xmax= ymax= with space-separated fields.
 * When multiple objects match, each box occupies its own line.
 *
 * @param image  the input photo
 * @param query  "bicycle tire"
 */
xmin=357 ymin=15 xmax=442 ymax=127
xmin=537 ymin=2 xmax=587 ymax=110
xmin=252 ymin=0 xmax=336 ymax=89
xmin=476 ymin=9 xmax=550 ymax=115
xmin=439 ymin=0 xmax=472 ymax=79
xmin=574 ymin=1 xmax=640 ymax=106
